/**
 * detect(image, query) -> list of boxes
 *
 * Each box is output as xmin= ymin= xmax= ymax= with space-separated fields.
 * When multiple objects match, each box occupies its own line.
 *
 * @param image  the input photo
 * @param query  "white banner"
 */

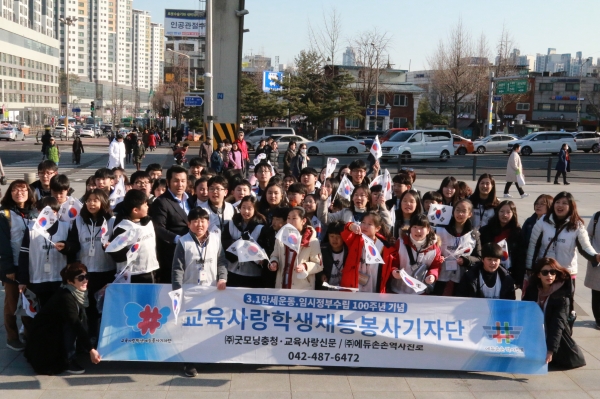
xmin=98 ymin=285 xmax=547 ymax=374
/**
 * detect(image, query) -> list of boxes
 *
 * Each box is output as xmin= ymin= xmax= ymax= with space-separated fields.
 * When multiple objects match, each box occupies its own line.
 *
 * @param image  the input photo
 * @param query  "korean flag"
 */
xmin=497 ymin=239 xmax=511 ymax=270
xmin=100 ymin=219 xmax=110 ymax=246
xmin=109 ymin=176 xmax=126 ymax=208
xmin=362 ymin=234 xmax=384 ymax=264
xmin=400 ymin=270 xmax=427 ymax=294
xmin=370 ymin=135 xmax=382 ymax=159
xmin=227 ymin=239 xmax=269 ymax=263
xmin=325 ymin=157 xmax=339 ymax=179
xmin=275 ymin=223 xmax=302 ymax=253
xmin=33 ymin=206 xmax=58 ymax=234
xmin=337 ymin=175 xmax=355 ymax=201
xmin=427 ymin=204 xmax=453 ymax=226
xmin=58 ymin=196 xmax=83 ymax=222
xmin=105 ymin=227 xmax=140 ymax=253
xmin=168 ymin=288 xmax=183 ymax=324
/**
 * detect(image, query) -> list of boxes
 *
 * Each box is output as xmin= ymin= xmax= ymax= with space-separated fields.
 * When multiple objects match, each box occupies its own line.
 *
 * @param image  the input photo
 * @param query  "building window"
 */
xmin=558 ymin=104 xmax=577 ymax=112
xmin=539 ymin=83 xmax=553 ymax=91
xmin=538 ymin=103 xmax=554 ymax=111
xmin=369 ymin=93 xmax=384 ymax=106
xmin=565 ymin=83 xmax=580 ymax=92
xmin=516 ymin=103 xmax=530 ymax=111
xmin=345 ymin=117 xmax=360 ymax=129
xmin=594 ymin=84 xmax=600 ymax=92
xmin=393 ymin=94 xmax=407 ymax=107
xmin=393 ymin=117 xmax=408 ymax=128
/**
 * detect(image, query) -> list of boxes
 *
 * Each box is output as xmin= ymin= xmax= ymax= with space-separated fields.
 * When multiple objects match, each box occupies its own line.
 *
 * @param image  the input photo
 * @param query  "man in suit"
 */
xmin=150 ymin=165 xmax=190 ymax=283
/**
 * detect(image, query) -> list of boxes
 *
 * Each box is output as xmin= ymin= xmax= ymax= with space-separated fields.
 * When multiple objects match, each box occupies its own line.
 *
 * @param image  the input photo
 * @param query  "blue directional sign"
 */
xmin=366 ymin=108 xmax=390 ymax=117
xmin=493 ymin=96 xmax=502 ymax=102
xmin=217 ymin=93 xmax=224 ymax=99
xmin=262 ymin=71 xmax=284 ymax=92
xmin=184 ymin=96 xmax=204 ymax=107
xmin=72 ymin=107 xmax=81 ymax=113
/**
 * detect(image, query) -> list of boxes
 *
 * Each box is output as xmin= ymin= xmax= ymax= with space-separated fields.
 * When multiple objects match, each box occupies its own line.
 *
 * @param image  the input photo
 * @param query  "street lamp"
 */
xmin=167 ymin=48 xmax=191 ymax=90
xmin=576 ymin=57 xmax=593 ymax=130
xmin=59 ymin=16 xmax=76 ymax=119
xmin=371 ymin=42 xmax=379 ymax=130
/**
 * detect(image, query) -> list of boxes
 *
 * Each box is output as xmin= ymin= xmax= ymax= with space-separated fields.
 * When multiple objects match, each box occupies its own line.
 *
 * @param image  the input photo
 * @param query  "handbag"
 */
xmin=0 ymin=176 xmax=6 ymax=186
xmin=516 ymin=172 xmax=526 ymax=186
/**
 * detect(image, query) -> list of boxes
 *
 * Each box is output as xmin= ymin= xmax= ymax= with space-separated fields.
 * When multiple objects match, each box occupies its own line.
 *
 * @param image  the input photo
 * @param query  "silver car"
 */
xmin=573 ymin=131 xmax=600 ymax=153
xmin=473 ymin=134 xmax=517 ymax=154
xmin=0 ymin=127 xmax=25 ymax=141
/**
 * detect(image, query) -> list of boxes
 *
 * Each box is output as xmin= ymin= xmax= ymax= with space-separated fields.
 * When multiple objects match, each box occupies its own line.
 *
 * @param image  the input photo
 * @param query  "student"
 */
xmin=84 ymin=176 xmax=96 ymax=193
xmin=456 ymin=181 xmax=472 ymax=201
xmin=586 ymin=209 xmax=600 ymax=329
xmin=94 ymin=168 xmax=114 ymax=197
xmin=422 ymin=191 xmax=443 ymax=215
xmin=45 ymin=137 xmax=61 ymax=165
xmin=526 ymin=191 xmax=600 ymax=281
xmin=108 ymin=190 xmax=160 ymax=283
xmin=132 ymin=138 xmax=145 ymax=171
xmin=210 ymin=143 xmax=224 ymax=174
xmin=255 ymin=139 xmax=267 ymax=159
xmin=283 ymin=141 xmax=296 ymax=176
xmin=455 ymin=242 xmax=516 ymax=300
xmin=268 ymin=206 xmax=322 ymax=290
xmin=479 ymin=200 xmax=526 ymax=287
xmin=129 ymin=171 xmax=152 ymax=198
xmin=469 ymin=173 xmax=500 ymax=230
xmin=340 ymin=210 xmax=396 ymax=293
xmin=257 ymin=181 xmax=289 ymax=226
xmin=300 ymin=167 xmax=319 ymax=195
xmin=437 ymin=176 xmax=458 ymax=206
xmin=72 ymin=137 xmax=84 ymax=165
xmin=268 ymin=141 xmax=279 ymax=172
xmin=145 ymin=163 xmax=163 ymax=182
xmin=385 ymin=173 xmax=413 ymax=211
xmin=199 ymin=176 xmax=235 ymax=232
xmin=151 ymin=178 xmax=167 ymax=202
xmin=317 ymin=221 xmax=348 ymax=290
xmin=287 ymin=182 xmax=307 ymax=208
xmin=188 ymin=157 xmax=205 ymax=179
xmin=222 ymin=196 xmax=265 ymax=288
xmin=391 ymin=189 xmax=423 ymax=238
xmin=257 ymin=207 xmax=289 ymax=288
xmin=50 ymin=174 xmax=71 ymax=208
xmin=18 ymin=197 xmax=69 ymax=307
xmin=522 ymin=194 xmax=553 ymax=251
xmin=30 ymin=160 xmax=58 ymax=201
xmin=186 ymin=175 xmax=197 ymax=197
xmin=348 ymin=159 xmax=371 ymax=186
xmin=59 ymin=189 xmax=116 ymax=339
xmin=317 ymin=184 xmax=392 ymax=228
xmin=188 ymin=177 xmax=209 ymax=208
xmin=282 ymin=174 xmax=296 ymax=192
xmin=253 ymin=162 xmax=273 ymax=201
xmin=228 ymin=142 xmax=244 ymax=171
xmin=369 ymin=185 xmax=387 ymax=213
xmin=228 ymin=179 xmax=251 ymax=206
xmin=435 ymin=199 xmax=482 ymax=296
xmin=303 ymin=194 xmax=321 ymax=241
xmin=290 ymin=143 xmax=309 ymax=180
xmin=390 ymin=214 xmax=442 ymax=295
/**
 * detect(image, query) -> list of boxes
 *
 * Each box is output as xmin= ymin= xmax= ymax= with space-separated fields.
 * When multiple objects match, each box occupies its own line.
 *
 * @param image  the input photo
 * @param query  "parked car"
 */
xmin=79 ymin=127 xmax=95 ymax=138
xmin=348 ymin=130 xmax=384 ymax=149
xmin=573 ymin=131 xmax=600 ymax=153
xmin=452 ymin=134 xmax=475 ymax=155
xmin=272 ymin=134 xmax=311 ymax=152
xmin=380 ymin=130 xmax=453 ymax=163
xmin=380 ymin=128 xmax=408 ymax=143
xmin=306 ymin=135 xmax=367 ymax=155
xmin=53 ymin=125 xmax=75 ymax=140
xmin=507 ymin=132 xmax=577 ymax=155
xmin=472 ymin=134 xmax=517 ymax=154
xmin=245 ymin=127 xmax=296 ymax=149
xmin=0 ymin=127 xmax=25 ymax=141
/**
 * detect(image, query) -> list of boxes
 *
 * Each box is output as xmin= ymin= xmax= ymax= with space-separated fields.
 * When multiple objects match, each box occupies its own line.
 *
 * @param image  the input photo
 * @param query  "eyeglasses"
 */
xmin=540 ymin=269 xmax=557 ymax=276
xmin=11 ymin=188 xmax=28 ymax=193
xmin=134 ymin=180 xmax=150 ymax=187
xmin=401 ymin=167 xmax=414 ymax=172
xmin=208 ymin=187 xmax=225 ymax=192
xmin=40 ymin=172 xmax=55 ymax=177
xmin=75 ymin=274 xmax=89 ymax=282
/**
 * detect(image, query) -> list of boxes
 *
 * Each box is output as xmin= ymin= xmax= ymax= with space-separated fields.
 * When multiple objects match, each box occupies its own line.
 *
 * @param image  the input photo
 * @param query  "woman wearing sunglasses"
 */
xmin=523 ymin=257 xmax=585 ymax=369
xmin=24 ymin=263 xmax=101 ymax=375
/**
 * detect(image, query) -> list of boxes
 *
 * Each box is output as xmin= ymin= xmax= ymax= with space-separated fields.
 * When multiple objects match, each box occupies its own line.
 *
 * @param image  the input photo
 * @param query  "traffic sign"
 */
xmin=493 ymin=96 xmax=502 ymax=102
xmin=262 ymin=71 xmax=284 ymax=92
xmin=72 ymin=107 xmax=81 ymax=113
xmin=495 ymin=80 xmax=528 ymax=95
xmin=217 ymin=93 xmax=224 ymax=99
xmin=366 ymin=108 xmax=390 ymax=117
xmin=184 ymin=96 xmax=204 ymax=107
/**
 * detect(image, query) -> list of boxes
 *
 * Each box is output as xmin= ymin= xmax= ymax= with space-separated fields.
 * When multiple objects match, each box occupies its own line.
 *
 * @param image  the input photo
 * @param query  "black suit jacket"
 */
xmin=150 ymin=192 xmax=190 ymax=282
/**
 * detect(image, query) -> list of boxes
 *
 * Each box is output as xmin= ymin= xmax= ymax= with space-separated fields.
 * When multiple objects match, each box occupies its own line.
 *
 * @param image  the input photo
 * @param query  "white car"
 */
xmin=473 ymin=134 xmax=517 ymax=154
xmin=79 ymin=127 xmax=95 ymax=138
xmin=273 ymin=134 xmax=311 ymax=152
xmin=380 ymin=130 xmax=453 ymax=162
xmin=53 ymin=125 xmax=75 ymax=140
xmin=507 ymin=132 xmax=577 ymax=155
xmin=573 ymin=131 xmax=600 ymax=153
xmin=0 ymin=128 xmax=24 ymax=141
xmin=306 ymin=135 xmax=367 ymax=155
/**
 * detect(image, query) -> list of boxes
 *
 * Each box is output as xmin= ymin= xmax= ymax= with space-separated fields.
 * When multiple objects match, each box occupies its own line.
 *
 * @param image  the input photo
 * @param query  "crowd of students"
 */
xmin=1 ymin=142 xmax=598 ymax=376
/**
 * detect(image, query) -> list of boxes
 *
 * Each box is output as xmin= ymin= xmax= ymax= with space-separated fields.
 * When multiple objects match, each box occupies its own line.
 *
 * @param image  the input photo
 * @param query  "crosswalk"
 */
xmin=2 ymin=154 xmax=110 ymax=184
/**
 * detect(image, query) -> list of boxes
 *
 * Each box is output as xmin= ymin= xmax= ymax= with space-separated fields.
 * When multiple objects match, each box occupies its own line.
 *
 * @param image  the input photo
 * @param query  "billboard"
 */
xmin=165 ymin=9 xmax=206 ymax=37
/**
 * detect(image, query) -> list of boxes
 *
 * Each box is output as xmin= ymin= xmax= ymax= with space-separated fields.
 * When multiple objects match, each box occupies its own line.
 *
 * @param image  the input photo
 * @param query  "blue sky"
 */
xmin=144 ymin=0 xmax=600 ymax=70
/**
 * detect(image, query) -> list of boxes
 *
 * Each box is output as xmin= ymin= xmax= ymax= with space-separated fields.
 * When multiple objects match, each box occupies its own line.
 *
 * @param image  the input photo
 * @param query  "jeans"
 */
xmin=555 ymin=170 xmax=568 ymax=183
xmin=592 ymin=290 xmax=600 ymax=325
xmin=504 ymin=182 xmax=524 ymax=195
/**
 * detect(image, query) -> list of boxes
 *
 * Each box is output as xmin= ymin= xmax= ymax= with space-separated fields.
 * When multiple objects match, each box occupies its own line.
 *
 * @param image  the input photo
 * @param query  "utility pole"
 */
xmin=371 ymin=42 xmax=379 ymax=130
xmin=59 ymin=16 xmax=76 ymax=119
xmin=576 ymin=57 xmax=592 ymax=130
xmin=205 ymin=0 xmax=213 ymax=141
xmin=485 ymin=71 xmax=495 ymax=137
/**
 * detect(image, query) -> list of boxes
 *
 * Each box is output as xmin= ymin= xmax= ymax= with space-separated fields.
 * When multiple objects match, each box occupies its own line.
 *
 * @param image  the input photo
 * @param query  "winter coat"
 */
xmin=479 ymin=222 xmax=526 ymax=286
xmin=0 ymin=207 xmax=18 ymax=282
xmin=210 ymin=151 xmax=224 ymax=173
xmin=506 ymin=151 xmax=522 ymax=183
xmin=46 ymin=145 xmax=60 ymax=163
xmin=268 ymin=149 xmax=279 ymax=172
xmin=556 ymin=148 xmax=570 ymax=172
xmin=340 ymin=222 xmax=397 ymax=293
xmin=316 ymin=201 xmax=392 ymax=231
xmin=390 ymin=234 xmax=442 ymax=294
xmin=270 ymin=226 xmax=322 ymax=290
xmin=107 ymin=139 xmax=126 ymax=169
xmin=235 ymin=139 xmax=249 ymax=161
xmin=316 ymin=242 xmax=349 ymax=290
xmin=526 ymin=214 xmax=597 ymax=276
xmin=455 ymin=263 xmax=516 ymax=300
xmin=228 ymin=150 xmax=244 ymax=170
xmin=585 ymin=214 xmax=600 ymax=291
xmin=199 ymin=142 xmax=213 ymax=164
xmin=41 ymin=132 xmax=52 ymax=154
xmin=148 ymin=133 xmax=157 ymax=147
xmin=290 ymin=154 xmax=308 ymax=179
xmin=72 ymin=139 xmax=84 ymax=155
xmin=283 ymin=148 xmax=296 ymax=175
xmin=133 ymin=144 xmax=145 ymax=164
xmin=435 ymin=219 xmax=482 ymax=283
xmin=522 ymin=213 xmax=539 ymax=253
xmin=24 ymin=287 xmax=92 ymax=375
xmin=469 ymin=199 xmax=497 ymax=230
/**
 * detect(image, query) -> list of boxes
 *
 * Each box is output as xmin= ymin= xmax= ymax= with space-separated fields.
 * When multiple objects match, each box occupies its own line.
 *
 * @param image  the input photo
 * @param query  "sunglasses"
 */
xmin=75 ymin=274 xmax=89 ymax=282
xmin=540 ymin=269 xmax=557 ymax=277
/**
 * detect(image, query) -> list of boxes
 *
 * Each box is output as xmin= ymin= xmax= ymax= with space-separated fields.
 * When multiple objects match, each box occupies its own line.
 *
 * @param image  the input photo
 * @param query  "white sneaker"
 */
xmin=521 ymin=193 xmax=530 ymax=199
xmin=503 ymin=194 xmax=512 ymax=198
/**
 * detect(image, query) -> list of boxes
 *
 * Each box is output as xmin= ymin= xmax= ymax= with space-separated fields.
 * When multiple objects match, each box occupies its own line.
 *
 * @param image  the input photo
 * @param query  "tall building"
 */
xmin=342 ymin=47 xmax=356 ymax=66
xmin=150 ymin=22 xmax=164 ymax=92
xmin=132 ymin=9 xmax=151 ymax=90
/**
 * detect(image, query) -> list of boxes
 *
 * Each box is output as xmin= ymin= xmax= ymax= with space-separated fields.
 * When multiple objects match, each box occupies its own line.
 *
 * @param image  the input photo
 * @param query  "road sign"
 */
xmin=72 ymin=107 xmax=81 ymax=113
xmin=366 ymin=108 xmax=390 ymax=117
xmin=493 ymin=96 xmax=502 ymax=102
xmin=262 ymin=71 xmax=284 ymax=92
xmin=217 ymin=93 xmax=224 ymax=99
xmin=184 ymin=96 xmax=204 ymax=107
xmin=518 ymin=69 xmax=529 ymax=76
xmin=495 ymin=80 xmax=528 ymax=95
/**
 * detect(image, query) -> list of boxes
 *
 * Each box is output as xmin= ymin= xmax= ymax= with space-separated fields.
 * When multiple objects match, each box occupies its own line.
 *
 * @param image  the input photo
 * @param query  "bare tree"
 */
xmin=308 ymin=7 xmax=342 ymax=66
xmin=352 ymin=28 xmax=393 ymax=129
xmin=164 ymin=54 xmax=189 ymax=128
xmin=429 ymin=19 xmax=481 ymax=130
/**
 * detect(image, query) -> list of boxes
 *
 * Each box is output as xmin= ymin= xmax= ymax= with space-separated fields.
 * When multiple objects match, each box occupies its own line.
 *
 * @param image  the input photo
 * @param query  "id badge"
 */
xmin=88 ymin=245 xmax=96 ymax=258
xmin=411 ymin=263 xmax=419 ymax=272
xmin=445 ymin=258 xmax=458 ymax=271
xmin=44 ymin=261 xmax=51 ymax=273
xmin=358 ymin=271 xmax=370 ymax=286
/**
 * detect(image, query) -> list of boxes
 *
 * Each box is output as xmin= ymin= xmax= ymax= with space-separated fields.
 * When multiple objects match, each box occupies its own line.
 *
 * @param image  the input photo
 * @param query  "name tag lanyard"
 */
xmin=195 ymin=238 xmax=208 ymax=284
xmin=86 ymin=221 xmax=102 ymax=257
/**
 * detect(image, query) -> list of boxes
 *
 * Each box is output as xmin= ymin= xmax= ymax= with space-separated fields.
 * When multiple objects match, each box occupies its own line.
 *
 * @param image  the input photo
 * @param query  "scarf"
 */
xmin=410 ymin=236 xmax=427 ymax=251
xmin=537 ymin=280 xmax=564 ymax=310
xmin=61 ymin=283 xmax=89 ymax=308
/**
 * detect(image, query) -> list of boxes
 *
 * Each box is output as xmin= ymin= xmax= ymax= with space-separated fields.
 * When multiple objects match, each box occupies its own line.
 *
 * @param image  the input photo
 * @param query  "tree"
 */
xmin=417 ymin=97 xmax=448 ymax=128
xmin=308 ymin=8 xmax=342 ymax=67
xmin=583 ymin=87 xmax=600 ymax=131
xmin=429 ymin=19 xmax=481 ymax=130
xmin=240 ymin=73 xmax=285 ymax=126
xmin=164 ymin=54 xmax=189 ymax=128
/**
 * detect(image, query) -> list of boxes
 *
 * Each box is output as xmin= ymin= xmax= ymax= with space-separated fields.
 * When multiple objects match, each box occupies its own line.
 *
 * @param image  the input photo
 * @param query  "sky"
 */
xmin=144 ymin=0 xmax=600 ymax=70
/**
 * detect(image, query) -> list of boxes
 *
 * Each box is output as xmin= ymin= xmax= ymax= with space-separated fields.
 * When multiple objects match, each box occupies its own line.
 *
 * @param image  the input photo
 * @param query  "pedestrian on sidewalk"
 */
xmin=504 ymin=143 xmax=528 ymax=198
xmin=554 ymin=143 xmax=571 ymax=185
xmin=133 ymin=138 xmax=145 ymax=171
xmin=72 ymin=137 xmax=84 ymax=165
xmin=46 ymin=138 xmax=60 ymax=166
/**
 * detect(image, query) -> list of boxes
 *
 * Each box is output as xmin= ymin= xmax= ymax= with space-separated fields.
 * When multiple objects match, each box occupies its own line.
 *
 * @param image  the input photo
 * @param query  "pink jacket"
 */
xmin=228 ymin=150 xmax=243 ymax=169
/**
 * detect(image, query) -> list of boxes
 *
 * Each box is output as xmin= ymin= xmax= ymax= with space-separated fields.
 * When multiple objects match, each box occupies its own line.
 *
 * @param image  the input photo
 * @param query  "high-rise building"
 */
xmin=150 ymin=23 xmax=164 ymax=92
xmin=342 ymin=47 xmax=356 ymax=66
xmin=132 ymin=9 xmax=151 ymax=90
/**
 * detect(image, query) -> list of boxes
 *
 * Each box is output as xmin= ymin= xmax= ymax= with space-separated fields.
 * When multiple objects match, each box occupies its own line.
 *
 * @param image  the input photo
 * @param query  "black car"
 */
xmin=348 ymin=130 xmax=384 ymax=150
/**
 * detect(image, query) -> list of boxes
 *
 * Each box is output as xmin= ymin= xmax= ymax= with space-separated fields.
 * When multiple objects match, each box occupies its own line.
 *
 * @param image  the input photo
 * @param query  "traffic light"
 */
xmin=90 ymin=101 xmax=95 ymax=111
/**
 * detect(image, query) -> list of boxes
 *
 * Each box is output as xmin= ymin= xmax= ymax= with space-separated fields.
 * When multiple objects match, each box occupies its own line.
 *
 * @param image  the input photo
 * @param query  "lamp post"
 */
xmin=205 ymin=0 xmax=213 ymax=141
xmin=167 ymin=49 xmax=191 ymax=90
xmin=576 ymin=57 xmax=592 ymax=130
xmin=371 ymin=42 xmax=379 ymax=130
xmin=59 ymin=16 xmax=76 ymax=119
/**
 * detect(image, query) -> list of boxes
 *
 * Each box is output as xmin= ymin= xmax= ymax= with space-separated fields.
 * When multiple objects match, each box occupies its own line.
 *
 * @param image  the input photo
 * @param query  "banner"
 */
xmin=98 ymin=285 xmax=547 ymax=374
xmin=165 ymin=9 xmax=205 ymax=37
